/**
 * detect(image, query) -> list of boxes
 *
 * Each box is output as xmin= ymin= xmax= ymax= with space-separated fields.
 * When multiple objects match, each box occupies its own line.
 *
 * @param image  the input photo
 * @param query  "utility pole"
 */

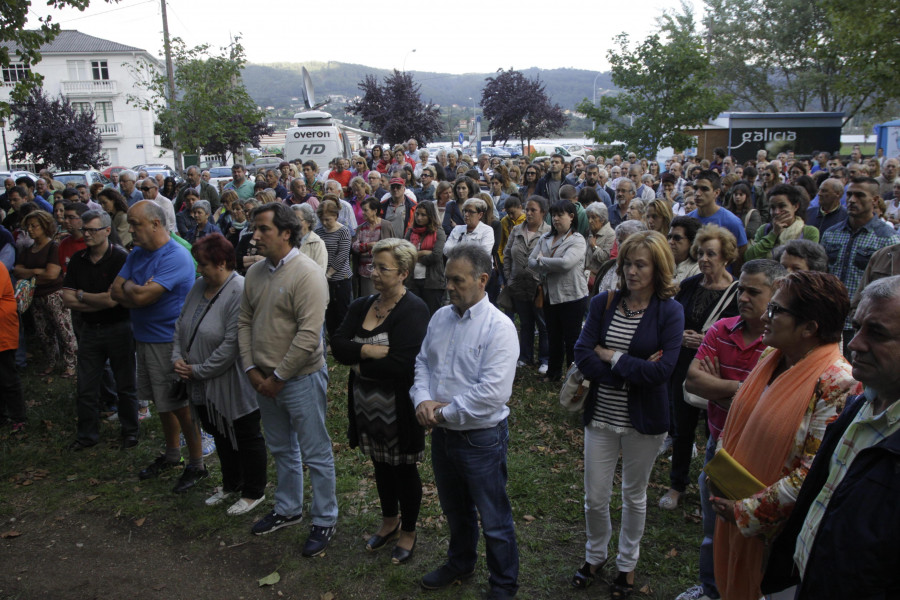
xmin=161 ymin=0 xmax=182 ymax=173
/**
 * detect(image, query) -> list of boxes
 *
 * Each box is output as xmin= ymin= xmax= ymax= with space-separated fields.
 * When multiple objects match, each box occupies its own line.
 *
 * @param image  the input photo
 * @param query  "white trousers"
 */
xmin=583 ymin=425 xmax=666 ymax=572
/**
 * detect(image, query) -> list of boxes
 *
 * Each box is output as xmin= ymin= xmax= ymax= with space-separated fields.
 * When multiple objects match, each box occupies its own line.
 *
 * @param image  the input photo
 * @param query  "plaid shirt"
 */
xmin=822 ymin=216 xmax=900 ymax=328
xmin=794 ymin=392 xmax=900 ymax=576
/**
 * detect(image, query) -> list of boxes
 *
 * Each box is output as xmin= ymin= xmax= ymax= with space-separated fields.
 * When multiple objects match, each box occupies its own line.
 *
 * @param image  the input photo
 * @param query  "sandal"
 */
xmin=658 ymin=488 xmax=681 ymax=510
xmin=61 ymin=368 xmax=77 ymax=379
xmin=571 ymin=560 xmax=605 ymax=589
xmin=609 ymin=571 xmax=634 ymax=599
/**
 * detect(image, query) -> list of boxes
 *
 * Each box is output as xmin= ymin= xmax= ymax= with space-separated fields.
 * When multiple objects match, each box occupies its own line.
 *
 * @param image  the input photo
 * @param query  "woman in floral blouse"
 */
xmin=710 ymin=271 xmax=861 ymax=600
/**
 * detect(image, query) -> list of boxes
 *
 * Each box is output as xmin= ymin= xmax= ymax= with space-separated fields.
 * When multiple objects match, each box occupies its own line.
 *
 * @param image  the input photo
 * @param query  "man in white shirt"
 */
xmin=412 ymin=245 xmax=519 ymax=599
xmin=140 ymin=178 xmax=177 ymax=234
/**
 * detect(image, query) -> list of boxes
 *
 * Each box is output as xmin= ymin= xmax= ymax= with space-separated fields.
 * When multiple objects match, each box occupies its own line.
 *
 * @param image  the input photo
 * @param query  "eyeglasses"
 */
xmin=667 ymin=233 xmax=685 ymax=242
xmin=80 ymin=226 xmax=107 ymax=235
xmin=140 ymin=186 xmax=155 ymax=191
xmin=64 ymin=215 xmax=82 ymax=221
xmin=766 ymin=302 xmax=803 ymax=320
xmin=463 ymin=209 xmax=481 ymax=215
xmin=371 ymin=264 xmax=399 ymax=274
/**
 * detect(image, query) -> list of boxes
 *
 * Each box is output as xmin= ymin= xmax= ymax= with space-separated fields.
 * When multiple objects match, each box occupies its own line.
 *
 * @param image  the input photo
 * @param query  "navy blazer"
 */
xmin=575 ymin=290 xmax=685 ymax=435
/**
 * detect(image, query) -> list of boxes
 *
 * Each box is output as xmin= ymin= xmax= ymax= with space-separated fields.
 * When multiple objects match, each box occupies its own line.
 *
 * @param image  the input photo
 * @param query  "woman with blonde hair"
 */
xmin=572 ymin=230 xmax=683 ymax=595
xmin=644 ymin=199 xmax=672 ymax=235
xmin=316 ymin=196 xmax=353 ymax=339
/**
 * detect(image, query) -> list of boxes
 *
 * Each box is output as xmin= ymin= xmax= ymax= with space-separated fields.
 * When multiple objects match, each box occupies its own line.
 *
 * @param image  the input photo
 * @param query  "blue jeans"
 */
xmin=256 ymin=366 xmax=337 ymax=526
xmin=698 ymin=437 xmax=720 ymax=598
xmin=511 ymin=297 xmax=548 ymax=366
xmin=431 ymin=420 xmax=519 ymax=596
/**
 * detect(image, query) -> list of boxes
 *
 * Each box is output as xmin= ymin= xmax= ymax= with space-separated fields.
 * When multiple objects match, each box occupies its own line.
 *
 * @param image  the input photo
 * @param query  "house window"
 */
xmin=91 ymin=60 xmax=109 ymax=81
xmin=2 ymin=63 xmax=31 ymax=83
xmin=67 ymin=60 xmax=88 ymax=80
xmin=94 ymin=101 xmax=114 ymax=123
xmin=71 ymin=102 xmax=92 ymax=115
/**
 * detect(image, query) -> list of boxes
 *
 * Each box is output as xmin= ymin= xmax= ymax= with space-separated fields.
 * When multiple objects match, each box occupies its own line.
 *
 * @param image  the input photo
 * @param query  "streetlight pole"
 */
xmin=0 ymin=119 xmax=9 ymax=170
xmin=402 ymin=49 xmax=417 ymax=72
xmin=592 ymin=73 xmax=603 ymax=133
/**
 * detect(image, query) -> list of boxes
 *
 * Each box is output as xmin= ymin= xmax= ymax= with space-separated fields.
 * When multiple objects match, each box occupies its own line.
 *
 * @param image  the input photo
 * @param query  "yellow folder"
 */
xmin=703 ymin=449 xmax=766 ymax=501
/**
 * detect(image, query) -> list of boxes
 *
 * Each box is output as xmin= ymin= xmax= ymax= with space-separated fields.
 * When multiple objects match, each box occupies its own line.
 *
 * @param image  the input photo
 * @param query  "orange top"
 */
xmin=0 ymin=267 xmax=19 ymax=352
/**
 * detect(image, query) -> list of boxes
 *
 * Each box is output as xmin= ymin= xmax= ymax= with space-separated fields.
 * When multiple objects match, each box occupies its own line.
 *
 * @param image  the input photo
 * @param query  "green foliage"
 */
xmin=127 ymin=37 xmax=272 ymax=160
xmin=481 ymin=68 xmax=568 ymax=149
xmin=10 ymin=87 xmax=107 ymax=170
xmin=578 ymin=9 xmax=730 ymax=156
xmin=702 ymin=0 xmax=887 ymax=123
xmin=0 ymin=0 xmax=116 ymax=119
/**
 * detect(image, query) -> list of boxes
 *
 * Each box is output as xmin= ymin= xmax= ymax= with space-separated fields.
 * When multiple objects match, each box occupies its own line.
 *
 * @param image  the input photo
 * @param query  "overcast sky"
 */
xmin=32 ymin=0 xmax=708 ymax=74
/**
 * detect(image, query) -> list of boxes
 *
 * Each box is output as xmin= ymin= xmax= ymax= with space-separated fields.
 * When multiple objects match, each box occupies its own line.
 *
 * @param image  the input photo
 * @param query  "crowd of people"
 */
xmin=1 ymin=141 xmax=900 ymax=599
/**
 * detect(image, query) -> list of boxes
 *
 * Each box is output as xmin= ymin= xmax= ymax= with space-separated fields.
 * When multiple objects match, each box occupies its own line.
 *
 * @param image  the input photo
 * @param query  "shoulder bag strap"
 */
xmin=185 ymin=273 xmax=235 ymax=353
xmin=701 ymin=279 xmax=739 ymax=333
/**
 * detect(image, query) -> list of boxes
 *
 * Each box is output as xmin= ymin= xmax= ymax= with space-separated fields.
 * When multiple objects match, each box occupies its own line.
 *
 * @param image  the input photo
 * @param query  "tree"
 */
xmin=10 ymin=87 xmax=106 ymax=170
xmin=127 ymin=38 xmax=272 ymax=161
xmin=481 ymin=68 xmax=568 ymax=152
xmin=1 ymin=0 xmax=116 ymax=119
xmin=577 ymin=9 xmax=731 ymax=156
xmin=345 ymin=70 xmax=443 ymax=147
xmin=701 ymin=0 xmax=886 ymax=124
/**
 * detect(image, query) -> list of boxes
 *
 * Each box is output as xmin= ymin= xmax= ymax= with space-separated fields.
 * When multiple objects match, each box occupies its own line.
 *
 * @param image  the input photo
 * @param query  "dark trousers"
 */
xmin=0 ymin=348 xmax=25 ymax=422
xmin=325 ymin=278 xmax=353 ymax=341
xmin=195 ymin=404 xmax=267 ymax=499
xmin=511 ymin=297 xmax=548 ymax=366
xmin=73 ymin=313 xmax=118 ymax=410
xmin=372 ymin=461 xmax=422 ymax=532
xmin=432 ymin=421 xmax=519 ymax=596
xmin=668 ymin=354 xmax=708 ymax=492
xmin=544 ymin=296 xmax=588 ymax=380
xmin=408 ymin=279 xmax=444 ymax=316
xmin=75 ymin=320 xmax=139 ymax=444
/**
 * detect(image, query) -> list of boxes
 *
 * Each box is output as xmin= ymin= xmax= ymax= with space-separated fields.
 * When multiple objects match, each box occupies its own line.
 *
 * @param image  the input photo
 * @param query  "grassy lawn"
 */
xmin=0 ymin=352 xmax=706 ymax=599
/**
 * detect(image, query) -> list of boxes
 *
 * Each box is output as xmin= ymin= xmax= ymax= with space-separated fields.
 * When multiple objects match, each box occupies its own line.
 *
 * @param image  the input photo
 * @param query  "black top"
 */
xmin=63 ymin=243 xmax=129 ymax=324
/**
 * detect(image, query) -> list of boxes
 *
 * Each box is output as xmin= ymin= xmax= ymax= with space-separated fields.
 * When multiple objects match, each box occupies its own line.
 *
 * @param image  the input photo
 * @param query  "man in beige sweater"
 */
xmin=237 ymin=203 xmax=337 ymax=557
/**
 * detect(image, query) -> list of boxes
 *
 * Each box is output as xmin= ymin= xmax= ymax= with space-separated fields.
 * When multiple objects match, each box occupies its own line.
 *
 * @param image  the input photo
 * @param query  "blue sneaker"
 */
xmin=201 ymin=431 xmax=216 ymax=457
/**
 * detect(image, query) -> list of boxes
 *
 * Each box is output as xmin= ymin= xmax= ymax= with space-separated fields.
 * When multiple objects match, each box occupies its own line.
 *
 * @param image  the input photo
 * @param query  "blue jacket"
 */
xmin=441 ymin=199 xmax=465 ymax=236
xmin=762 ymin=394 xmax=900 ymax=599
xmin=575 ymin=290 xmax=684 ymax=435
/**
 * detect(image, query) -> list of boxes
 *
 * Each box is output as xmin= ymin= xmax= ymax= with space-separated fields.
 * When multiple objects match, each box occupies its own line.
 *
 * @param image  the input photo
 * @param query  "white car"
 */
xmin=563 ymin=144 xmax=588 ymax=157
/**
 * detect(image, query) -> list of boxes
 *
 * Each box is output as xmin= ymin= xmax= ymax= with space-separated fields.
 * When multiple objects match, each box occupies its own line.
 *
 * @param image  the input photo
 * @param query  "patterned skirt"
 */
xmin=353 ymin=374 xmax=422 ymax=465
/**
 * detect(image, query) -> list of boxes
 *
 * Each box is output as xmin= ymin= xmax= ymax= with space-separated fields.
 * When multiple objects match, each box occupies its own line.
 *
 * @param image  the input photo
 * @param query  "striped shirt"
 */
xmin=314 ymin=225 xmax=352 ymax=281
xmin=794 ymin=391 xmax=900 ymax=577
xmin=694 ymin=316 xmax=767 ymax=441
xmin=592 ymin=310 xmax=643 ymax=431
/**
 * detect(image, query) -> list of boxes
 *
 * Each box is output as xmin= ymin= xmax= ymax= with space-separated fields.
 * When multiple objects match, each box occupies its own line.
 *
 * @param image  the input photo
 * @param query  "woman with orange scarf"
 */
xmin=709 ymin=271 xmax=861 ymax=600
xmin=404 ymin=201 xmax=445 ymax=315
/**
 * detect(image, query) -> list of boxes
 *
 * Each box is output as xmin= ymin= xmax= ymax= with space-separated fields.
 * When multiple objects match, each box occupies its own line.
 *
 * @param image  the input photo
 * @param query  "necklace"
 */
xmin=374 ymin=291 xmax=405 ymax=320
xmin=621 ymin=297 xmax=647 ymax=318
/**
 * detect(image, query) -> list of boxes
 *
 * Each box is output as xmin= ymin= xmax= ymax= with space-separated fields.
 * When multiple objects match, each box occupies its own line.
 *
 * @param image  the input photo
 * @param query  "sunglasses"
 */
xmin=766 ymin=302 xmax=803 ymax=320
xmin=140 ymin=186 xmax=155 ymax=191
xmin=667 ymin=233 xmax=685 ymax=242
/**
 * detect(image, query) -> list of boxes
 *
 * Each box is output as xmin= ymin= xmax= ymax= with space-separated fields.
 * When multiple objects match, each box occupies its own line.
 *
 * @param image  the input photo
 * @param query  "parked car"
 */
xmin=481 ymin=146 xmax=511 ymax=158
xmin=131 ymin=164 xmax=182 ymax=185
xmin=0 ymin=170 xmax=40 ymax=184
xmin=54 ymin=170 xmax=111 ymax=187
xmin=562 ymin=144 xmax=588 ymax=157
xmin=101 ymin=166 xmax=128 ymax=178
xmin=206 ymin=166 xmax=235 ymax=192
xmin=246 ymin=155 xmax=283 ymax=176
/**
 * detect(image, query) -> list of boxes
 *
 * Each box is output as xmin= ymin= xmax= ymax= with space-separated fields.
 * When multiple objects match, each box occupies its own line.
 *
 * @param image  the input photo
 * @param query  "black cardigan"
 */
xmin=331 ymin=292 xmax=429 ymax=454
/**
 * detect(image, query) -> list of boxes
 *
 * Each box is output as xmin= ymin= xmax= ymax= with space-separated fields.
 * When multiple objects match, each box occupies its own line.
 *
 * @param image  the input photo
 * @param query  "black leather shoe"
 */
xmin=139 ymin=455 xmax=183 ymax=480
xmin=67 ymin=440 xmax=96 ymax=452
xmin=120 ymin=435 xmax=139 ymax=450
xmin=366 ymin=523 xmax=400 ymax=551
xmin=391 ymin=533 xmax=416 ymax=565
xmin=171 ymin=465 xmax=209 ymax=493
xmin=420 ymin=564 xmax=475 ymax=590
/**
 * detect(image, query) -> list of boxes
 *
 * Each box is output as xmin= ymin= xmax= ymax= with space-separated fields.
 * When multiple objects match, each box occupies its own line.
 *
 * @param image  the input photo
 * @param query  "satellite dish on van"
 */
xmin=300 ymin=66 xmax=332 ymax=111
xmin=301 ymin=67 xmax=315 ymax=110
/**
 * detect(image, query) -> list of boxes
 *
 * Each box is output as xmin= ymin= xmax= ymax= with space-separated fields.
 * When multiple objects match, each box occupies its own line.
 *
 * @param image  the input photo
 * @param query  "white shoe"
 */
xmin=675 ymin=584 xmax=715 ymax=600
xmin=227 ymin=496 xmax=265 ymax=516
xmin=538 ymin=363 xmax=549 ymax=375
xmin=516 ymin=360 xmax=528 ymax=368
xmin=205 ymin=487 xmax=232 ymax=506
xmin=138 ymin=407 xmax=151 ymax=421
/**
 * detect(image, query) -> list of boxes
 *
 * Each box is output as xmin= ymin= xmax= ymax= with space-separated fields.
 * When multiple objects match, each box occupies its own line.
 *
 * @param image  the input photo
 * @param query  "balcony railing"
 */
xmin=61 ymin=79 xmax=118 ymax=96
xmin=98 ymin=122 xmax=122 ymax=137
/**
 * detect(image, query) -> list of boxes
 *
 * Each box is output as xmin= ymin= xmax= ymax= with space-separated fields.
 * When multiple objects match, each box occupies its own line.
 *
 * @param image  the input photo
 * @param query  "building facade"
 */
xmin=0 ymin=30 xmax=171 ymax=170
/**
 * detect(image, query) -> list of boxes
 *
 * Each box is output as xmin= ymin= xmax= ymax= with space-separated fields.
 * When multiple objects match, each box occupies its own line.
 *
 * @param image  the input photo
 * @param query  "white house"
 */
xmin=0 ymin=30 xmax=171 ymax=170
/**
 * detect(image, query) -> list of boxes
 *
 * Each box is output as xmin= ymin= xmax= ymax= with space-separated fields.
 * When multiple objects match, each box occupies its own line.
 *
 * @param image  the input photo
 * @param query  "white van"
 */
xmin=284 ymin=110 xmax=374 ymax=167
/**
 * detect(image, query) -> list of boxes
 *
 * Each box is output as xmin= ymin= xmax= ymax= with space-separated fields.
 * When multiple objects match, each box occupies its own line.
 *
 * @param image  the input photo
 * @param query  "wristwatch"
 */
xmin=77 ymin=290 xmax=85 ymax=302
xmin=435 ymin=407 xmax=444 ymax=423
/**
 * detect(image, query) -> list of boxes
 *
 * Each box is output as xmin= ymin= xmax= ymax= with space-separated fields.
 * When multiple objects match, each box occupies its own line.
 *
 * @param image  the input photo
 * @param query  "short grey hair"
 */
xmin=859 ymin=274 xmax=900 ymax=303
xmin=141 ymin=177 xmax=158 ymax=189
xmin=132 ymin=200 xmax=166 ymax=226
xmin=462 ymin=197 xmax=487 ymax=214
xmin=597 ymin=168 xmax=608 ymax=178
xmin=192 ymin=200 xmax=211 ymax=215
xmin=292 ymin=202 xmax=318 ymax=229
xmin=585 ymin=202 xmax=609 ymax=221
xmin=615 ymin=219 xmax=647 ymax=243
xmin=773 ymin=239 xmax=829 ymax=273
xmin=81 ymin=209 xmax=111 ymax=228
xmin=186 ymin=165 xmax=200 ymax=175
xmin=446 ymin=244 xmax=492 ymax=278
xmin=119 ymin=169 xmax=137 ymax=183
xmin=740 ymin=259 xmax=787 ymax=286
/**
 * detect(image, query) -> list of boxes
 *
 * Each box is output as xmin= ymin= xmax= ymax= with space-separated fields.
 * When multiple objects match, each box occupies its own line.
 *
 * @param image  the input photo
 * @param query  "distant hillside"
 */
xmin=241 ymin=62 xmax=617 ymax=112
